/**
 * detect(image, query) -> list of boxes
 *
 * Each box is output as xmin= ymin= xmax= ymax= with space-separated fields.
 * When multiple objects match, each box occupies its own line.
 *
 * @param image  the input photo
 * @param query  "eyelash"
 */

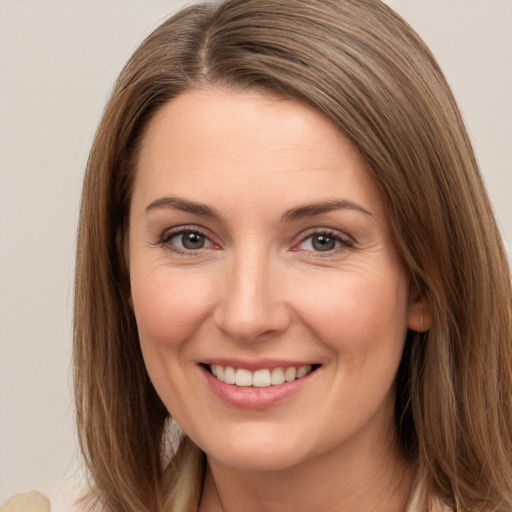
xmin=156 ymin=226 xmax=354 ymax=256
xmin=294 ymin=229 xmax=354 ymax=256
xmin=157 ymin=226 xmax=215 ymax=256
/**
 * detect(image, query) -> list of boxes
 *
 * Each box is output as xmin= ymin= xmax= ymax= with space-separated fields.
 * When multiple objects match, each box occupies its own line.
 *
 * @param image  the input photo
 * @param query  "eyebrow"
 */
xmin=282 ymin=199 xmax=373 ymax=222
xmin=145 ymin=196 xmax=222 ymax=219
xmin=144 ymin=196 xmax=372 ymax=222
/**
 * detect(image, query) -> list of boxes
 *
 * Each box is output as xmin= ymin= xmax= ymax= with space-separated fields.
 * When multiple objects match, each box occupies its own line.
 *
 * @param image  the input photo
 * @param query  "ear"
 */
xmin=406 ymin=279 xmax=432 ymax=332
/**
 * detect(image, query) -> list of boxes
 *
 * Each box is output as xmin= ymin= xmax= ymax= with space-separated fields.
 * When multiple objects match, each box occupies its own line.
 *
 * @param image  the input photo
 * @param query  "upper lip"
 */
xmin=200 ymin=358 xmax=319 ymax=372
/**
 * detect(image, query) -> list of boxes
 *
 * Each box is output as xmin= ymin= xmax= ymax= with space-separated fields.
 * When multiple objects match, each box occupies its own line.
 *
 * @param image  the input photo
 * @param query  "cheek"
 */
xmin=296 ymin=269 xmax=409 ymax=434
xmin=131 ymin=268 xmax=214 ymax=347
xmin=129 ymin=268 xmax=216 ymax=419
xmin=295 ymin=268 xmax=409 ymax=356
xmin=129 ymin=268 xmax=218 ymax=419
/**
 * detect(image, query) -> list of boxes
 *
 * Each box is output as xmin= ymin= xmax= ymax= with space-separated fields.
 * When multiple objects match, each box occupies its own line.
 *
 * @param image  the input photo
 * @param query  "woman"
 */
xmin=73 ymin=0 xmax=512 ymax=511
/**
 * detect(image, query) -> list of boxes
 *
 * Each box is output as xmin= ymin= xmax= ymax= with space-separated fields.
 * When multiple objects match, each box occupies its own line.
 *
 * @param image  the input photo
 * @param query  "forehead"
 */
xmin=132 ymin=87 xmax=384 ymax=221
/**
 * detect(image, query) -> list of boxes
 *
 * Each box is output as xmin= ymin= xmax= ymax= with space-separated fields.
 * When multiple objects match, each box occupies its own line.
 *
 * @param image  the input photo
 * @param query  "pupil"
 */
xmin=183 ymin=233 xmax=204 ymax=250
xmin=313 ymin=235 xmax=335 ymax=251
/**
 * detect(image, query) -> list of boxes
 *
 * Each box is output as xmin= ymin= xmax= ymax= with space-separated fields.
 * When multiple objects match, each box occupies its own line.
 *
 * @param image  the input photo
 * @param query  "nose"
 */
xmin=213 ymin=249 xmax=291 ymax=342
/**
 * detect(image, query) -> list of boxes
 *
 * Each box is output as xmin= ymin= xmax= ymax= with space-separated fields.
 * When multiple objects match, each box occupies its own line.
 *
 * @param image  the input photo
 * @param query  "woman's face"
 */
xmin=128 ymin=87 xmax=424 ymax=472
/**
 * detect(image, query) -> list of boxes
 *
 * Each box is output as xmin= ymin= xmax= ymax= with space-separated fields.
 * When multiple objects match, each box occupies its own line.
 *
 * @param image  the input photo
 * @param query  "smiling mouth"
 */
xmin=205 ymin=364 xmax=320 ymax=388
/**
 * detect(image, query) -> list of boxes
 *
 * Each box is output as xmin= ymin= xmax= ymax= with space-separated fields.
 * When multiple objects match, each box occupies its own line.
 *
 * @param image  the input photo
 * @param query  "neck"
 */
xmin=198 ymin=431 xmax=415 ymax=512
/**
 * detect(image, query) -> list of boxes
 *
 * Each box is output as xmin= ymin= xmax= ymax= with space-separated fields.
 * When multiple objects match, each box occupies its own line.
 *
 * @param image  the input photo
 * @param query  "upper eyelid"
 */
xmin=157 ymin=227 xmax=217 ymax=256
xmin=161 ymin=224 xmax=212 ymax=239
xmin=156 ymin=225 xmax=218 ymax=250
xmin=296 ymin=227 xmax=353 ymax=243
xmin=156 ymin=224 xmax=354 ymax=249
xmin=292 ymin=228 xmax=356 ymax=254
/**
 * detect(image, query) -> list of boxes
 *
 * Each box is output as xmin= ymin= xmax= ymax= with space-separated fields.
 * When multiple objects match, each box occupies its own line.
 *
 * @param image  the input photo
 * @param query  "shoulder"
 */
xmin=1 ymin=492 xmax=51 ymax=512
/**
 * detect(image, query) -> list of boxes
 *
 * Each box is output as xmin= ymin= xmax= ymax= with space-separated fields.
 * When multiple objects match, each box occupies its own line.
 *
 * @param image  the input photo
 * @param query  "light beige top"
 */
xmin=1 ymin=492 xmax=51 ymax=512
xmin=2 ymin=488 xmax=452 ymax=512
xmin=406 ymin=484 xmax=452 ymax=512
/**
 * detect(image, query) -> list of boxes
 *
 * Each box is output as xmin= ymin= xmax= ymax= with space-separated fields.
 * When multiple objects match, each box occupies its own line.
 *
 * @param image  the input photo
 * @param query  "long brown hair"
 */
xmin=74 ymin=1 xmax=512 ymax=510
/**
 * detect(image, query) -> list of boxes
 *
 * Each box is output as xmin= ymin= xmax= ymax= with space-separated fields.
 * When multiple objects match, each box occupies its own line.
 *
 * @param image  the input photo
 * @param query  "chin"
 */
xmin=194 ymin=426 xmax=310 ymax=473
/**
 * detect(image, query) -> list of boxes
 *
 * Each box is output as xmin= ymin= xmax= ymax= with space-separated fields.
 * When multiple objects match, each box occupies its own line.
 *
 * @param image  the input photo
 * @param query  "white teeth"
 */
xmin=271 ymin=367 xmax=285 ymax=385
xmin=224 ymin=366 xmax=236 ymax=385
xmin=284 ymin=367 xmax=297 ymax=382
xmin=209 ymin=364 xmax=314 ymax=387
xmin=235 ymin=368 xmax=253 ymax=386
xmin=297 ymin=365 xmax=311 ymax=378
xmin=252 ymin=369 xmax=271 ymax=387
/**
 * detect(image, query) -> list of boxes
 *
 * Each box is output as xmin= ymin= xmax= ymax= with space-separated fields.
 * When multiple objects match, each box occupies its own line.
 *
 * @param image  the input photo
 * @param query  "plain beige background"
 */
xmin=0 ymin=1 xmax=510 ymax=510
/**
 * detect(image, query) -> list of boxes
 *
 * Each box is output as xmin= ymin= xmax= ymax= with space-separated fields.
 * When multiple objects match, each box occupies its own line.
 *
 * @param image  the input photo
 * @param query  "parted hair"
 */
xmin=74 ymin=0 xmax=512 ymax=511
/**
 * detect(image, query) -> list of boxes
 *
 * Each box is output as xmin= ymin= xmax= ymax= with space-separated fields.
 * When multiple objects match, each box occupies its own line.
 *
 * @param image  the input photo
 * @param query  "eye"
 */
xmin=161 ymin=228 xmax=214 ymax=253
xmin=296 ymin=231 xmax=353 ymax=253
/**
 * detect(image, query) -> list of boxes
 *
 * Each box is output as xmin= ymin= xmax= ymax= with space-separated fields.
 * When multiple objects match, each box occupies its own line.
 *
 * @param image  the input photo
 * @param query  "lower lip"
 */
xmin=201 ymin=366 xmax=316 ymax=409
